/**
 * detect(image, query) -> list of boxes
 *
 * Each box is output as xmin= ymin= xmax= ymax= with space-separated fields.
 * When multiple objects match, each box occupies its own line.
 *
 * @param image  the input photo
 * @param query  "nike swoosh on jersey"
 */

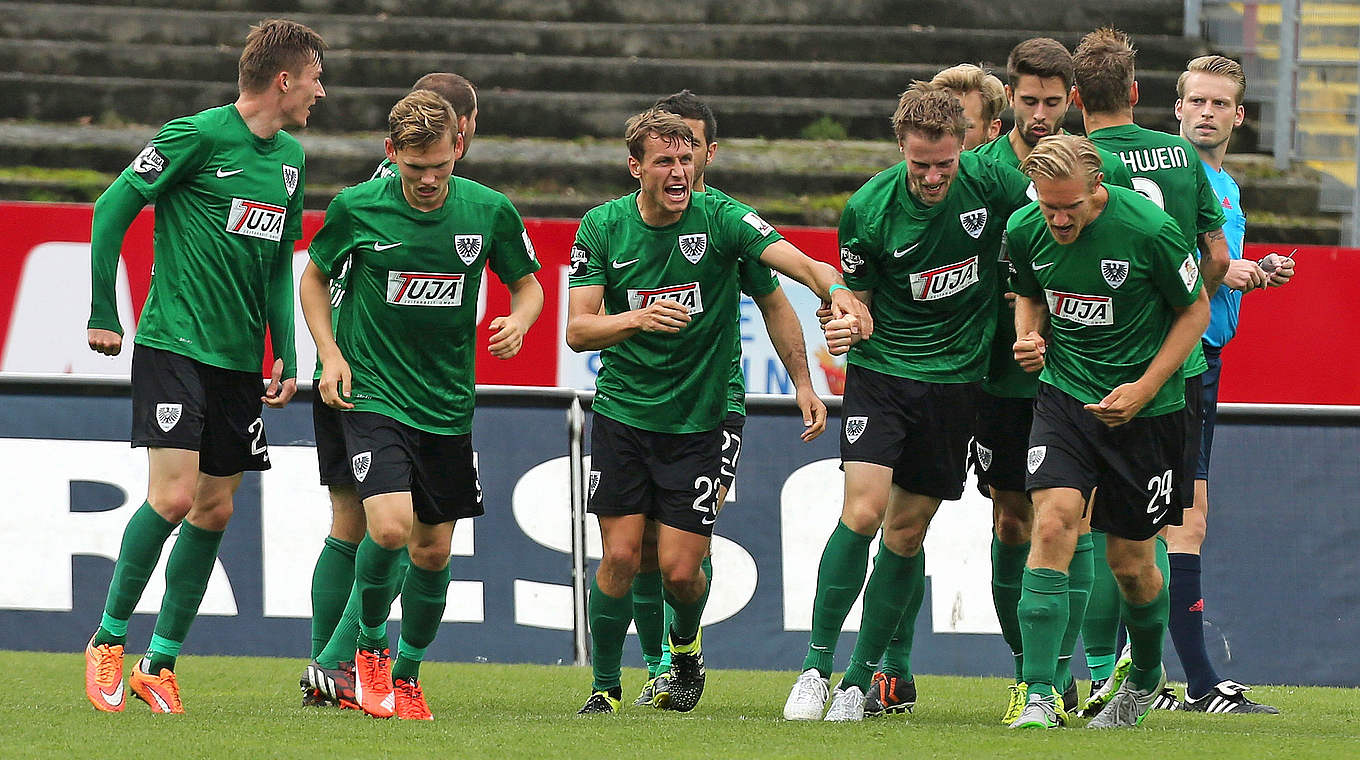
xmin=373 ymin=242 xmax=403 ymax=251
xmin=892 ymin=241 xmax=923 ymax=258
xmin=612 ymin=258 xmax=639 ymax=269
xmin=215 ymin=168 xmax=244 ymax=178
xmin=1032 ymin=262 xmax=1056 ymax=270
xmin=100 ymin=682 xmax=125 ymax=707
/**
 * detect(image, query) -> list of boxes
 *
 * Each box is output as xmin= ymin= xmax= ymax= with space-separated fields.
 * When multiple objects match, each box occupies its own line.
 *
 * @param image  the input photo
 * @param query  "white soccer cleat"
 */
xmin=823 ymin=685 xmax=867 ymax=722
xmin=783 ymin=668 xmax=830 ymax=721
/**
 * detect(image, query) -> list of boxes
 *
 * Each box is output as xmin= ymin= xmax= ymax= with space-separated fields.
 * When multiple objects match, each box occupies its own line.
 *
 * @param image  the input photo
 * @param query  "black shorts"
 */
xmin=312 ymin=392 xmax=354 ymax=487
xmin=588 ymin=413 xmax=723 ymax=537
xmin=1177 ymin=372 xmax=1205 ymax=508
xmin=717 ymin=412 xmax=746 ymax=494
xmin=339 ymin=411 xmax=483 ymax=525
xmin=130 ymin=344 xmax=270 ymax=477
xmin=1026 ymin=383 xmax=1187 ymax=541
xmin=1195 ymin=343 xmax=1222 ymax=481
xmin=971 ymin=392 xmax=1034 ymax=495
xmin=840 ymin=364 xmax=977 ymax=500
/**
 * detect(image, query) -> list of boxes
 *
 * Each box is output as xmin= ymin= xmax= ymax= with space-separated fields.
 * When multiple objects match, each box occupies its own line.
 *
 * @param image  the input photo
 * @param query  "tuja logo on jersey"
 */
xmin=627 ymin=282 xmax=704 ymax=314
xmin=1045 ymin=290 xmax=1114 ymax=326
xmin=226 ymin=199 xmax=286 ymax=242
xmin=386 ymin=271 xmax=466 ymax=306
xmin=455 ymin=234 xmax=483 ymax=266
xmin=678 ymin=233 xmax=708 ymax=264
xmin=909 ymin=256 xmax=979 ymax=301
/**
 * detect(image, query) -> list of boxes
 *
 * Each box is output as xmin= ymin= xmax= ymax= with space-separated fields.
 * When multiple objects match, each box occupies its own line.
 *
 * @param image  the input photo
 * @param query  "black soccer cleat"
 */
xmin=1182 ymin=680 xmax=1280 ymax=714
xmin=663 ymin=629 xmax=706 ymax=712
xmin=864 ymin=671 xmax=917 ymax=716
xmin=305 ymin=659 xmax=359 ymax=710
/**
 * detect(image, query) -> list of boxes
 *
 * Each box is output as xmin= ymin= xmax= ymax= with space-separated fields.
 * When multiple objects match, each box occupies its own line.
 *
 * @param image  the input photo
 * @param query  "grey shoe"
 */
xmin=823 ymin=685 xmax=867 ymax=722
xmin=1008 ymin=693 xmax=1060 ymax=729
xmin=1088 ymin=668 xmax=1167 ymax=728
xmin=783 ymin=669 xmax=830 ymax=721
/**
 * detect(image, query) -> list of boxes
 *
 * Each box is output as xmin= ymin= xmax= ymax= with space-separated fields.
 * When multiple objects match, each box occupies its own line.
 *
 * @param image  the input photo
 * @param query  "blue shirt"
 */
xmin=1202 ymin=161 xmax=1246 ymax=347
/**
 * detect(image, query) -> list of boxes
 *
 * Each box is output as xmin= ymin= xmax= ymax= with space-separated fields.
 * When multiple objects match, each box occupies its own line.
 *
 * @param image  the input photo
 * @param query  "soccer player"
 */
xmin=929 ymin=63 xmax=1006 ymax=150
xmin=1162 ymin=54 xmax=1293 ymax=714
xmin=783 ymin=84 xmax=1031 ymax=722
xmin=83 ymin=19 xmax=324 ymax=715
xmin=1071 ymin=27 xmax=1230 ymax=716
xmin=970 ymin=37 xmax=1134 ymax=724
xmin=301 ymin=72 xmax=480 ymax=710
xmin=1006 ymin=134 xmax=1210 ymax=729
xmin=569 ymin=109 xmax=868 ymax=715
xmin=630 ymin=90 xmax=828 ymax=709
xmin=299 ymin=90 xmax=543 ymax=719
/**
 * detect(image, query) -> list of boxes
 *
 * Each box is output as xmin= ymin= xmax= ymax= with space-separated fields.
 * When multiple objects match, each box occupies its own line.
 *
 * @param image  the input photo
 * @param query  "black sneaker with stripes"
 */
xmin=1181 ymin=680 xmax=1280 ymax=714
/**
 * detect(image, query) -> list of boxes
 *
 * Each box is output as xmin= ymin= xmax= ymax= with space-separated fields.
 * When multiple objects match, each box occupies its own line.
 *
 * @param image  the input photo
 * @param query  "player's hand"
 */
xmin=488 ymin=314 xmax=529 ymax=360
xmin=318 ymin=352 xmax=355 ymax=410
xmin=1222 ymin=258 xmax=1267 ymax=291
xmin=261 ymin=358 xmax=297 ymax=409
xmin=1013 ymin=331 xmax=1046 ymax=372
xmin=1004 ymin=291 xmax=1018 ymax=310
xmin=1265 ymin=253 xmax=1295 ymax=287
xmin=1083 ymin=381 xmax=1154 ymax=427
xmin=824 ymin=316 xmax=862 ymax=356
xmin=634 ymin=299 xmax=690 ymax=333
xmin=816 ymin=302 xmax=834 ymax=329
xmin=828 ymin=288 xmax=873 ymax=341
xmin=795 ymin=385 xmax=828 ymax=442
xmin=87 ymin=328 xmax=122 ymax=356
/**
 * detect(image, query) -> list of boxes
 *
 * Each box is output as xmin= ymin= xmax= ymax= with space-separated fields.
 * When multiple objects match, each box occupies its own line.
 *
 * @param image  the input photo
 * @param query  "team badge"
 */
xmin=589 ymin=470 xmax=601 ymax=500
xmin=1026 ymin=446 xmax=1046 ymax=474
xmin=678 ymin=233 xmax=708 ymax=264
xmin=1101 ymin=259 xmax=1130 ymax=289
xmin=521 ymin=230 xmax=538 ymax=262
xmin=351 ymin=451 xmax=372 ymax=483
xmin=975 ymin=443 xmax=993 ymax=471
xmin=455 ymin=234 xmax=483 ymax=266
xmin=844 ymin=416 xmax=869 ymax=444
xmin=840 ymin=246 xmax=863 ymax=275
xmin=132 ymin=143 xmax=167 ymax=182
xmin=282 ymin=164 xmax=299 ymax=198
xmin=959 ymin=208 xmax=988 ymax=239
xmin=155 ymin=403 xmax=182 ymax=433
xmin=569 ymin=244 xmax=590 ymax=278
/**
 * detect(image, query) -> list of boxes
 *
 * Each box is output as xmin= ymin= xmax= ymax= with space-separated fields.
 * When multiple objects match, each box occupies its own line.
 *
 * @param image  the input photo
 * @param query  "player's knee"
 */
xmin=659 ymin=555 xmax=703 ymax=588
xmin=881 ymin=522 xmax=926 ymax=557
xmin=600 ymin=543 xmax=642 ymax=578
xmin=407 ymin=544 xmax=451 ymax=571
xmin=994 ymin=511 xmax=1032 ymax=544
xmin=840 ymin=500 xmax=886 ymax=536
xmin=366 ymin=521 xmax=411 ymax=551
xmin=148 ymin=490 xmax=195 ymax=523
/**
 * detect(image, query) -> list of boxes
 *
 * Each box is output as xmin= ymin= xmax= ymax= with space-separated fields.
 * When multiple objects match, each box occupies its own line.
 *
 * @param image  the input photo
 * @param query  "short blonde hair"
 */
xmin=624 ymin=108 xmax=696 ymax=161
xmin=1021 ymin=134 xmax=1104 ymax=188
xmin=1177 ymin=55 xmax=1246 ymax=106
xmin=931 ymin=63 xmax=1007 ymax=125
xmin=387 ymin=90 xmax=456 ymax=152
xmin=891 ymin=82 xmax=967 ymax=142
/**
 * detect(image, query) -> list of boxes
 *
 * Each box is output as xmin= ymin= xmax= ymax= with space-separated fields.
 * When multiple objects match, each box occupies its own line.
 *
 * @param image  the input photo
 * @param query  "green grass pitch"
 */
xmin=8 ymin=651 xmax=1357 ymax=759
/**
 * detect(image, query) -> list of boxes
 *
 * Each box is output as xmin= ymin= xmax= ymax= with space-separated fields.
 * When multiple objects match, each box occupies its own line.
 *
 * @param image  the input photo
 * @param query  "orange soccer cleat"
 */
xmin=128 ymin=661 xmax=185 ymax=714
xmin=394 ymin=678 xmax=433 ymax=720
xmin=85 ymin=636 xmax=126 ymax=712
xmin=354 ymin=647 xmax=395 ymax=718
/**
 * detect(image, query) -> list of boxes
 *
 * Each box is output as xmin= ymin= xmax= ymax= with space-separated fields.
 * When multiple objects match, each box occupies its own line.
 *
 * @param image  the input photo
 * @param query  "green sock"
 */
xmin=145 ymin=635 xmax=182 ymax=674
xmin=310 ymin=536 xmax=359 ymax=660
xmin=354 ymin=535 xmax=404 ymax=649
xmin=1018 ymin=567 xmax=1068 ymax=697
xmin=1082 ymin=530 xmax=1121 ymax=682
xmin=316 ymin=554 xmax=408 ymax=667
xmin=658 ymin=557 xmax=709 ymax=674
xmin=1056 ymin=533 xmax=1094 ymax=691
xmin=148 ymin=519 xmax=225 ymax=671
xmin=631 ymin=570 xmax=665 ymax=676
xmin=876 ymin=548 xmax=926 ymax=682
xmin=96 ymin=501 xmax=177 ymax=647
xmin=1155 ymin=535 xmax=1171 ymax=593
xmin=840 ymin=543 xmax=920 ymax=691
xmin=990 ymin=536 xmax=1030 ymax=682
xmin=1121 ymin=564 xmax=1171 ymax=693
xmin=589 ymin=576 xmax=633 ymax=692
xmin=802 ymin=521 xmax=873 ymax=676
xmin=392 ymin=636 xmax=428 ymax=682
xmin=663 ymin=564 xmax=710 ymax=644
xmin=391 ymin=562 xmax=449 ymax=681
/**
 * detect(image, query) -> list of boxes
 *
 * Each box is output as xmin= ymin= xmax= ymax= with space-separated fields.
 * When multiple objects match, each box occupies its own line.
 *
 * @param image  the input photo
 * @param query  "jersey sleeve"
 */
xmin=568 ymin=210 xmax=607 ymax=288
xmin=1149 ymin=219 xmax=1203 ymax=308
xmin=488 ymin=197 xmax=543 ymax=285
xmin=1005 ymin=215 xmax=1043 ymax=299
xmin=714 ymin=200 xmax=783 ymax=263
xmin=737 ymin=256 xmax=779 ymax=298
xmin=119 ymin=118 xmax=210 ymax=202
xmin=307 ymin=193 xmax=355 ymax=278
xmin=1193 ymin=156 xmax=1228 ymax=234
xmin=838 ymin=201 xmax=878 ymax=291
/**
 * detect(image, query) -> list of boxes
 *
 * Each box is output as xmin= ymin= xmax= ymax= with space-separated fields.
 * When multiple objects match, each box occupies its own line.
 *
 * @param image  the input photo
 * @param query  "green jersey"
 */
xmin=705 ymin=186 xmax=780 ymax=415
xmin=972 ymin=133 xmax=1134 ymax=398
xmin=308 ymin=174 xmax=541 ymax=435
xmin=569 ymin=191 xmax=782 ymax=433
xmin=1088 ymin=124 xmax=1226 ymax=378
xmin=114 ymin=104 xmax=304 ymax=375
xmin=1006 ymin=185 xmax=1203 ymax=417
xmin=839 ymin=153 xmax=1032 ymax=383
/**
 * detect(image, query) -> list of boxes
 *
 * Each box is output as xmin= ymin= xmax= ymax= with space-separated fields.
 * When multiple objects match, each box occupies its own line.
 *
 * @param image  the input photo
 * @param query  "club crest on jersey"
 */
xmin=352 ymin=451 xmax=372 ymax=482
xmin=627 ymin=282 xmax=704 ymax=314
xmin=741 ymin=211 xmax=775 ymax=236
xmin=1101 ymin=259 xmax=1130 ymax=289
xmin=226 ymin=198 xmax=286 ymax=242
xmin=909 ymin=256 xmax=979 ymax=301
xmin=155 ymin=403 xmax=182 ymax=433
xmin=960 ymin=208 xmax=988 ymax=239
xmin=569 ymin=244 xmax=590 ymax=278
xmin=678 ymin=233 xmax=708 ymax=264
xmin=1046 ymin=290 xmax=1114 ymax=326
xmin=132 ymin=143 xmax=167 ymax=182
xmin=521 ymin=230 xmax=538 ymax=262
xmin=975 ymin=443 xmax=993 ymax=471
xmin=589 ymin=470 xmax=601 ymax=499
xmin=840 ymin=246 xmax=863 ymax=274
xmin=1027 ymin=446 xmax=1046 ymax=474
xmin=387 ymin=271 xmax=466 ymax=306
xmin=1179 ymin=254 xmax=1200 ymax=292
xmin=844 ymin=415 xmax=868 ymax=444
xmin=455 ymin=234 xmax=483 ymax=266
xmin=282 ymin=164 xmax=299 ymax=197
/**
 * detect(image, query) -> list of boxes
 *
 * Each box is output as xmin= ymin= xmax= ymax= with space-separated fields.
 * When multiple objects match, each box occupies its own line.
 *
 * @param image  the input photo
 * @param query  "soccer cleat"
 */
xmin=300 ymin=675 xmax=327 ymax=708
xmin=1151 ymin=686 xmax=1181 ymax=711
xmin=783 ymin=668 xmax=831 ymax=721
xmin=1181 ymin=680 xmax=1280 ymax=714
xmin=1008 ymin=692 xmax=1060 ymax=729
xmin=354 ymin=646 xmax=396 ymax=718
xmin=1079 ymin=650 xmax=1132 ymax=718
xmin=85 ymin=636 xmax=126 ymax=712
xmin=663 ymin=629 xmax=706 ymax=712
xmin=634 ymin=676 xmax=658 ymax=707
xmin=1060 ymin=677 xmax=1079 ymax=715
xmin=863 ymin=671 xmax=916 ymax=717
xmin=305 ymin=660 xmax=359 ymax=710
xmin=1001 ymin=682 xmax=1027 ymax=725
xmin=1087 ymin=668 xmax=1166 ymax=728
xmin=393 ymin=678 xmax=433 ymax=720
xmin=823 ymin=684 xmax=867 ymax=722
xmin=128 ymin=659 xmax=184 ymax=714
xmin=577 ymin=690 xmax=620 ymax=714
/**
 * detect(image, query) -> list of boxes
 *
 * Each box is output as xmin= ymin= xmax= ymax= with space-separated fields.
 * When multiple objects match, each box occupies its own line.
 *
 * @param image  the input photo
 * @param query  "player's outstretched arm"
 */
xmin=1197 ymin=227 xmax=1231 ymax=296
xmin=299 ymin=260 xmax=353 ymax=410
xmin=757 ymin=240 xmax=872 ymax=338
xmin=565 ymin=284 xmax=690 ymax=352
xmin=262 ymin=238 xmax=298 ymax=409
xmin=754 ymin=287 xmax=826 ymax=441
xmin=87 ymin=177 xmax=147 ymax=356
xmin=1013 ymin=294 xmax=1049 ymax=373
xmin=488 ymin=273 xmax=545 ymax=360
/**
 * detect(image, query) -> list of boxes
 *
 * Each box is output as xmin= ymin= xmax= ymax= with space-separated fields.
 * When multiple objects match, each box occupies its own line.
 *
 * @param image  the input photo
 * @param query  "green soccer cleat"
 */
xmin=633 ymin=676 xmax=658 ymax=707
xmin=1001 ymin=682 xmax=1027 ymax=725
xmin=1080 ymin=648 xmax=1132 ymax=718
